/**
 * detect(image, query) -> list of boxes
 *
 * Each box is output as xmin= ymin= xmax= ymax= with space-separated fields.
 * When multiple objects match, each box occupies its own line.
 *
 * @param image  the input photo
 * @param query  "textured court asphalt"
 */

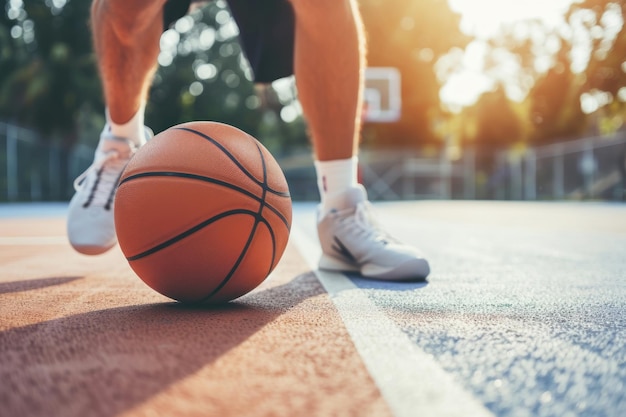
xmin=292 ymin=200 xmax=626 ymax=417
xmin=1 ymin=200 xmax=625 ymax=417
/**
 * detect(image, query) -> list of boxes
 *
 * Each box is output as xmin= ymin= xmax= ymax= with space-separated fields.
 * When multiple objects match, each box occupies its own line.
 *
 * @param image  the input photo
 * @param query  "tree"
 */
xmin=359 ymin=0 xmax=471 ymax=149
xmin=0 ymin=0 xmax=101 ymax=146
xmin=469 ymin=85 xmax=523 ymax=146
xmin=145 ymin=4 xmax=309 ymax=156
xmin=570 ymin=1 xmax=626 ymax=135
xmin=527 ymin=49 xmax=587 ymax=143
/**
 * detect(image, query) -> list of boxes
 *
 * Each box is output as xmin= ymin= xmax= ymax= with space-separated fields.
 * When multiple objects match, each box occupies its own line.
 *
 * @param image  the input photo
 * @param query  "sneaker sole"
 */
xmin=361 ymin=258 xmax=430 ymax=281
xmin=319 ymin=254 xmax=430 ymax=281
xmin=70 ymin=243 xmax=115 ymax=256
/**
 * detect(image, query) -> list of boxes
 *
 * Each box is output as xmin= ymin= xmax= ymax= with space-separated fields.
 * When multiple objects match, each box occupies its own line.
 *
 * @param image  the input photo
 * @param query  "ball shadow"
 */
xmin=0 ymin=272 xmax=321 ymax=417
xmin=0 ymin=276 xmax=83 ymax=295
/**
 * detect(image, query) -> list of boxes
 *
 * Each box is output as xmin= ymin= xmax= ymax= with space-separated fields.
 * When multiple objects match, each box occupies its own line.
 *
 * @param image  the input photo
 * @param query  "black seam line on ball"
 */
xmin=254 ymin=140 xmax=277 ymax=273
xmin=256 ymin=140 xmax=268 ymax=222
xmin=175 ymin=127 xmax=290 ymax=198
xmin=126 ymin=208 xmax=258 ymax=261
xmin=256 ymin=140 xmax=277 ymax=269
xmin=119 ymin=171 xmax=290 ymax=229
xmin=200 ymin=141 xmax=274 ymax=303
xmin=197 ymin=212 xmax=275 ymax=304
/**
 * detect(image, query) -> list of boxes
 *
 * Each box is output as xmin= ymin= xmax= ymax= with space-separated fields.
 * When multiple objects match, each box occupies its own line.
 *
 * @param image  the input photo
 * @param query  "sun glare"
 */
xmin=448 ymin=0 xmax=577 ymax=39
xmin=440 ymin=0 xmax=579 ymax=111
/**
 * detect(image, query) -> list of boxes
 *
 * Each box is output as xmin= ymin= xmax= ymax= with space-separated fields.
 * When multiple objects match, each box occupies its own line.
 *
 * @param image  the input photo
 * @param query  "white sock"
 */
xmin=106 ymin=103 xmax=146 ymax=147
xmin=314 ymin=156 xmax=359 ymax=207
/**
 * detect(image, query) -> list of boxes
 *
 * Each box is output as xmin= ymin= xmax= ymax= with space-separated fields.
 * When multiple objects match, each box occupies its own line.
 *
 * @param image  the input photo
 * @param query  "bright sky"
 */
xmin=448 ymin=0 xmax=577 ymax=39
xmin=441 ymin=0 xmax=579 ymax=111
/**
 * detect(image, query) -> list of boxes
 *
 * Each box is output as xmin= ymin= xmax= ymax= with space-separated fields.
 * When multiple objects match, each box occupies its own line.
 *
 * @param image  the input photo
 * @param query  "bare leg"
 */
xmin=67 ymin=0 xmax=167 ymax=255
xmin=91 ymin=0 xmax=167 ymax=124
xmin=288 ymin=0 xmax=366 ymax=161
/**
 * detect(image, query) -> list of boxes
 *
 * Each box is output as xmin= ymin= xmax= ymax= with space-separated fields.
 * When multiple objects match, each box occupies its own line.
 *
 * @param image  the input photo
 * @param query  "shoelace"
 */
xmin=345 ymin=202 xmax=399 ymax=244
xmin=73 ymin=150 xmax=128 ymax=210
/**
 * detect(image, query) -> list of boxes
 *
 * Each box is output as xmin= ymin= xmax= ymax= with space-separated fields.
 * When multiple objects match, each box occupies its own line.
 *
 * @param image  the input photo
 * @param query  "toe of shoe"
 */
xmin=67 ymin=210 xmax=116 ymax=255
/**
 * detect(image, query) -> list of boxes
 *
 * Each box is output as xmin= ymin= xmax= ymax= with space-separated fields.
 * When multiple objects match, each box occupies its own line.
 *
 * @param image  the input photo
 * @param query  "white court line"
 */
xmin=0 ymin=236 xmax=68 ymax=245
xmin=290 ymin=224 xmax=494 ymax=417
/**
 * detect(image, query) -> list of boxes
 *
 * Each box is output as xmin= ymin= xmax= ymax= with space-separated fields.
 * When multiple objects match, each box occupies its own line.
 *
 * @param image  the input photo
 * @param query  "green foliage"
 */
xmin=0 ymin=0 xmax=624 ymax=153
xmin=0 ymin=0 xmax=101 ymax=145
xmin=0 ymin=1 xmax=307 ymax=153
xmin=147 ymin=6 xmax=260 ymax=135
xmin=571 ymin=1 xmax=626 ymax=135
xmin=470 ymin=86 xmax=523 ymax=145
xmin=435 ymin=0 xmax=625 ymax=148
xmin=359 ymin=0 xmax=471 ymax=148
xmin=144 ymin=2 xmax=309 ymax=155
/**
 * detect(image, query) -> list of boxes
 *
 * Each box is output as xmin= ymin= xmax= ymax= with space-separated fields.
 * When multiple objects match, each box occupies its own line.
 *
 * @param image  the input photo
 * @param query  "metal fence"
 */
xmin=359 ymin=148 xmax=478 ymax=200
xmin=0 ymin=122 xmax=94 ymax=202
xmin=494 ymin=132 xmax=626 ymax=201
xmin=2 ymin=121 xmax=625 ymax=202
xmin=358 ymin=133 xmax=626 ymax=202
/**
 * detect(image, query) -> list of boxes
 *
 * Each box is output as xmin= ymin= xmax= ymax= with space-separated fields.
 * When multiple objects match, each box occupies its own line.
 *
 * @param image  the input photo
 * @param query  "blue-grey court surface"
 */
xmin=292 ymin=200 xmax=625 ymax=417
xmin=1 ymin=200 xmax=625 ymax=417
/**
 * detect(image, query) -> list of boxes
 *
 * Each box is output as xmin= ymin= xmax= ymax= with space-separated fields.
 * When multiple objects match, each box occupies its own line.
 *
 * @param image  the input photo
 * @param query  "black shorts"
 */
xmin=163 ymin=0 xmax=295 ymax=83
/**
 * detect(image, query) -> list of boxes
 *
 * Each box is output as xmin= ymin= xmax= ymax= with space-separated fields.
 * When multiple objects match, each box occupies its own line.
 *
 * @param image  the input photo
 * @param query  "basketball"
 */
xmin=114 ymin=121 xmax=292 ymax=304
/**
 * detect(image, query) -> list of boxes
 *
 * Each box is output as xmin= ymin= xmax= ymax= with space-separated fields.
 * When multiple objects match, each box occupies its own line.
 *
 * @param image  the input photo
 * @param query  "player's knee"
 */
xmin=92 ymin=0 xmax=164 ymax=43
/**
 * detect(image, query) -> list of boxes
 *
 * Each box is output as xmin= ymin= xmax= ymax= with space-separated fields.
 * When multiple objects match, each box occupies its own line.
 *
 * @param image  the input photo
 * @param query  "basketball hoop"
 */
xmin=363 ymin=67 xmax=401 ymax=123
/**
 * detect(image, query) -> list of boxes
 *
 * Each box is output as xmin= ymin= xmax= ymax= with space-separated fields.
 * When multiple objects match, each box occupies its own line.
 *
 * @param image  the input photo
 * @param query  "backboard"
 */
xmin=363 ymin=67 xmax=402 ymax=123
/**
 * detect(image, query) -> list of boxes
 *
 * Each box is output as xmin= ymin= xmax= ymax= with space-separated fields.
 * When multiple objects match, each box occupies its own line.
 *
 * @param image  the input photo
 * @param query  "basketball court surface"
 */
xmin=1 ymin=200 xmax=625 ymax=417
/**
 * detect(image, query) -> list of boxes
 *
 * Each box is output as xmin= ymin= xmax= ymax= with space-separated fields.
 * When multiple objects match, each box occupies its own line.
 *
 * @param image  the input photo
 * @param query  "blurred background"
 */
xmin=0 ymin=0 xmax=625 ymax=202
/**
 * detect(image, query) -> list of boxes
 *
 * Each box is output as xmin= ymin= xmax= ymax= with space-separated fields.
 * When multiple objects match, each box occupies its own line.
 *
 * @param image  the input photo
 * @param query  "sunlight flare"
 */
xmin=448 ymin=0 xmax=577 ymax=39
xmin=440 ymin=0 xmax=579 ymax=110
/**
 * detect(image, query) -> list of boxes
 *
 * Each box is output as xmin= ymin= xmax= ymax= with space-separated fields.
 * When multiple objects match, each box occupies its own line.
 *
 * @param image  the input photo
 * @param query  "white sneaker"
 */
xmin=67 ymin=125 xmax=150 ymax=255
xmin=317 ymin=185 xmax=430 ymax=281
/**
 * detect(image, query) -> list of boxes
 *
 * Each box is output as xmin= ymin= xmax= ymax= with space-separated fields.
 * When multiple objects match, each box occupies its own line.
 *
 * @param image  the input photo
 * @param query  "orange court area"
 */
xmin=0 ymin=213 xmax=390 ymax=417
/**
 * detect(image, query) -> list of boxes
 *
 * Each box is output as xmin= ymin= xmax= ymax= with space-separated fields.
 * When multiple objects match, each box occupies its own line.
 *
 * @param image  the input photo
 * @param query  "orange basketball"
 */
xmin=114 ymin=121 xmax=292 ymax=304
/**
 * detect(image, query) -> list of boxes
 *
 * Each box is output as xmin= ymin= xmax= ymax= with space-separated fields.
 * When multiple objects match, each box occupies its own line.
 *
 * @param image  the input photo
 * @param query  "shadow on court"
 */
xmin=0 ymin=272 xmax=322 ymax=417
xmin=0 ymin=276 xmax=84 ymax=295
xmin=348 ymin=273 xmax=429 ymax=291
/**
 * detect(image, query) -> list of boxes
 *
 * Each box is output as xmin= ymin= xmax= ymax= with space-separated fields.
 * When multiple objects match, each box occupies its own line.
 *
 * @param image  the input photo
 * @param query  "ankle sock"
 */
xmin=314 ymin=156 xmax=359 ymax=211
xmin=106 ymin=103 xmax=146 ymax=147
